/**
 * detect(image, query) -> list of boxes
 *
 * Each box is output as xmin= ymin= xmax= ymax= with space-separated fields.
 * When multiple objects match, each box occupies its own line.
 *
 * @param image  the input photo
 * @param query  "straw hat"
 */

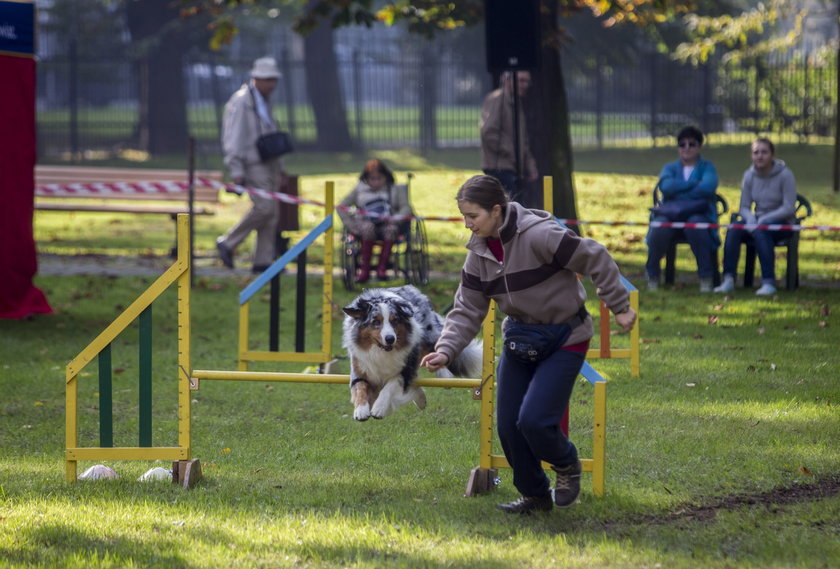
xmin=250 ymin=57 xmax=281 ymax=79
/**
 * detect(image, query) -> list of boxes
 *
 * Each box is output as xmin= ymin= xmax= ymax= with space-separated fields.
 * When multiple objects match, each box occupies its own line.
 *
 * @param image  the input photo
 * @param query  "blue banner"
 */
xmin=0 ymin=1 xmax=35 ymax=57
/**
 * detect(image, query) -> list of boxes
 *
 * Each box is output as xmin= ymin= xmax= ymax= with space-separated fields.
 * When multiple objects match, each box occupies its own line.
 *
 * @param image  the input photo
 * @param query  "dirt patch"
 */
xmin=607 ymin=474 xmax=840 ymax=528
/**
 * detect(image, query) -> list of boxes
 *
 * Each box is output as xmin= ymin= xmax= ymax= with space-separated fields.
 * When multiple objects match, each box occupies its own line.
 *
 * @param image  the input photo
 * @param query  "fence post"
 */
xmin=702 ymin=62 xmax=710 ymax=134
xmin=281 ymin=48 xmax=296 ymax=142
xmin=353 ymin=49 xmax=364 ymax=150
xmin=420 ymin=48 xmax=437 ymax=154
xmin=802 ymin=52 xmax=811 ymax=139
xmin=649 ymin=53 xmax=657 ymax=147
xmin=69 ymin=38 xmax=80 ymax=162
xmin=210 ymin=54 xmax=225 ymax=141
xmin=595 ymin=57 xmax=604 ymax=150
xmin=753 ymin=57 xmax=761 ymax=135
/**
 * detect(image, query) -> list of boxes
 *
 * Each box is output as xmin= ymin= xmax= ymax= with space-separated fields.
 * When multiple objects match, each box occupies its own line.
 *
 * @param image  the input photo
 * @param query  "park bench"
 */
xmin=34 ymin=165 xmax=224 ymax=217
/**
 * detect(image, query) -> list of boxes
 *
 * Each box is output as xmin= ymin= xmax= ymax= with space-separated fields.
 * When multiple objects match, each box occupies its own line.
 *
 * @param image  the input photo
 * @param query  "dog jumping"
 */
xmin=342 ymin=285 xmax=482 ymax=421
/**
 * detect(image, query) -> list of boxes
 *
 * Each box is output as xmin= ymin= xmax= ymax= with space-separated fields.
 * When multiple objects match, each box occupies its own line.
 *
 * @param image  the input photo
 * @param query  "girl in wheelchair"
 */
xmin=338 ymin=159 xmax=413 ymax=283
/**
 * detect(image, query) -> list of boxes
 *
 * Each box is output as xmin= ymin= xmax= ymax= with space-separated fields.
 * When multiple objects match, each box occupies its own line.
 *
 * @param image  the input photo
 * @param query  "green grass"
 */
xmin=7 ymin=145 xmax=840 ymax=567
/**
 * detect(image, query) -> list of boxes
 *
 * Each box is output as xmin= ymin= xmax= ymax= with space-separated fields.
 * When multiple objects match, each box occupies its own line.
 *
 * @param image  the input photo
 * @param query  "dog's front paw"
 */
xmin=354 ymin=404 xmax=371 ymax=421
xmin=370 ymin=400 xmax=391 ymax=419
xmin=413 ymin=387 xmax=427 ymax=410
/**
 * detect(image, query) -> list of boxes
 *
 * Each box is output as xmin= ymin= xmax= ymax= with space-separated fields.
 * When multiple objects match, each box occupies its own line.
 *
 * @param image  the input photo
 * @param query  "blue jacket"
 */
xmin=653 ymin=157 xmax=721 ymax=246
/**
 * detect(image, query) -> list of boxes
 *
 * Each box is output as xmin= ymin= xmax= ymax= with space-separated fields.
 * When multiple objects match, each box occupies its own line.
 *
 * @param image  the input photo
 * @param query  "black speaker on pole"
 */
xmin=485 ymin=0 xmax=540 ymax=72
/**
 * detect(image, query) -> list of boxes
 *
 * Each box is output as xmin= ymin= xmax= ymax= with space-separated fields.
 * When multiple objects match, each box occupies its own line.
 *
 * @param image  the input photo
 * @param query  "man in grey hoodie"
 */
xmin=714 ymin=138 xmax=797 ymax=296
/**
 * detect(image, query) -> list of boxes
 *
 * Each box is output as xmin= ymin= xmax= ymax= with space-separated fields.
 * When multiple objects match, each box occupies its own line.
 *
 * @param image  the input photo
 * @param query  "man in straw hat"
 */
xmin=216 ymin=56 xmax=288 ymax=273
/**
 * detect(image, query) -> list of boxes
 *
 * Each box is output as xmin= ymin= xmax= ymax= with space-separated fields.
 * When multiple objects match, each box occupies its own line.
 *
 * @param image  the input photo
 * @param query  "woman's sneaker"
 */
xmin=552 ymin=460 xmax=582 ymax=508
xmin=496 ymin=493 xmax=552 ymax=514
xmin=755 ymin=283 xmax=777 ymax=296
xmin=713 ymin=275 xmax=735 ymax=293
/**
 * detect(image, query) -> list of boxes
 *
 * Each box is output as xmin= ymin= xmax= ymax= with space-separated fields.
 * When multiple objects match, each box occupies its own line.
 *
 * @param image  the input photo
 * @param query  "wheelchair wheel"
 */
xmin=341 ymin=229 xmax=360 ymax=291
xmin=406 ymin=218 xmax=429 ymax=286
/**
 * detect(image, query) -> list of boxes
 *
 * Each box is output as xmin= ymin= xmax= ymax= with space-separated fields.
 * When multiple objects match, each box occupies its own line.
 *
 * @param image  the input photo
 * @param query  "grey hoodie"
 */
xmin=739 ymin=159 xmax=797 ymax=225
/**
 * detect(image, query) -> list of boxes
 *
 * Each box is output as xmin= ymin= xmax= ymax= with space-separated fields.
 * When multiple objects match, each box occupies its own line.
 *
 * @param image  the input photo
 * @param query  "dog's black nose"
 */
xmin=384 ymin=334 xmax=396 ymax=345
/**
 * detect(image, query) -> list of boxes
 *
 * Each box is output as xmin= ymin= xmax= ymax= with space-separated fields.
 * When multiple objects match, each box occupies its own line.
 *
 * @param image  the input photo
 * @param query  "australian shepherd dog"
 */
xmin=342 ymin=285 xmax=482 ymax=421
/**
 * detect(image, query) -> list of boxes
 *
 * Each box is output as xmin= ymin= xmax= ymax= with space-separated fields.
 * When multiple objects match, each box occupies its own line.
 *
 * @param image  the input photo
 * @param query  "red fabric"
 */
xmin=486 ymin=237 xmax=504 ymax=262
xmin=561 ymin=340 xmax=589 ymax=354
xmin=559 ymin=339 xmax=590 ymax=436
xmin=0 ymin=55 xmax=53 ymax=319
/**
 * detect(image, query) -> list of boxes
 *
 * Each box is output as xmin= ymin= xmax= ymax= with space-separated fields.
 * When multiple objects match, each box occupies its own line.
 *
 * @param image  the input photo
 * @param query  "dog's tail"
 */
xmin=441 ymin=338 xmax=484 ymax=378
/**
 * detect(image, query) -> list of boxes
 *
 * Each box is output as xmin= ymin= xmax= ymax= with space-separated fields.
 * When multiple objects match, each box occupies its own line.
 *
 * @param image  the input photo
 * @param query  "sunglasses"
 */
xmin=678 ymin=141 xmax=699 ymax=148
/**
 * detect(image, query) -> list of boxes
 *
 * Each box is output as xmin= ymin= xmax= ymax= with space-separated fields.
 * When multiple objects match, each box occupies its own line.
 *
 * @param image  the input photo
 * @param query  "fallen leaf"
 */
xmin=708 ymin=315 xmax=719 ymax=324
xmin=770 ymin=363 xmax=777 ymax=371
xmin=757 ymin=327 xmax=765 ymax=334
xmin=818 ymin=321 xmax=828 ymax=328
xmin=685 ymin=382 xmax=696 ymax=387
xmin=642 ymin=338 xmax=661 ymax=344
xmin=713 ymin=304 xmax=724 ymax=311
xmin=798 ymin=466 xmax=812 ymax=475
xmin=692 ymin=333 xmax=703 ymax=339
xmin=746 ymin=365 xmax=757 ymax=372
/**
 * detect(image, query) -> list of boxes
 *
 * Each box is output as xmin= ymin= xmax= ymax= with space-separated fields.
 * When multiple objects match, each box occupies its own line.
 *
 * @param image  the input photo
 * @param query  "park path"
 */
xmin=37 ymin=253 xmax=243 ymax=278
xmin=37 ymin=253 xmax=454 ymax=280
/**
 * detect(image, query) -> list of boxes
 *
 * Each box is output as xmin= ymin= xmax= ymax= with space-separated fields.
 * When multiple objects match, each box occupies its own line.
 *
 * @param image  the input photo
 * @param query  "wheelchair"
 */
xmin=339 ymin=180 xmax=429 ymax=292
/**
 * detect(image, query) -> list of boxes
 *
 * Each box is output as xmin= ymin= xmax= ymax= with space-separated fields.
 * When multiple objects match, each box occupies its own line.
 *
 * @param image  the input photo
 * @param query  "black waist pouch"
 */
xmin=503 ymin=307 xmax=587 ymax=364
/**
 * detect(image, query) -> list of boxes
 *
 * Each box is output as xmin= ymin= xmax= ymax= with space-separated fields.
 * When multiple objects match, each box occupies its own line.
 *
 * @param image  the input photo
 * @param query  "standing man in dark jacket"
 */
xmin=480 ymin=71 xmax=538 ymax=202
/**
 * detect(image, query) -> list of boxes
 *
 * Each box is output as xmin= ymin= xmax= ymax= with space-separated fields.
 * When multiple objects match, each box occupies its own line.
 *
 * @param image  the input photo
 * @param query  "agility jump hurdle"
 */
xmin=66 ymin=182 xmax=628 ymax=497
xmin=236 ymin=182 xmax=336 ymax=371
xmin=65 ymin=215 xmax=194 ymax=484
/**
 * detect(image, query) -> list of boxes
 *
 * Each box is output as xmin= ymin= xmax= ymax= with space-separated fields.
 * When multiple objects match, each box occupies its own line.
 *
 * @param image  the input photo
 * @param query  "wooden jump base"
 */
xmin=66 ymin=180 xmax=637 ymax=497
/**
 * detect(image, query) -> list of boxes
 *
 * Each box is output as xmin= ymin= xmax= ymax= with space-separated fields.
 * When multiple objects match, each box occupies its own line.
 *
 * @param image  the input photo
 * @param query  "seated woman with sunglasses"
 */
xmin=645 ymin=125 xmax=720 ymax=292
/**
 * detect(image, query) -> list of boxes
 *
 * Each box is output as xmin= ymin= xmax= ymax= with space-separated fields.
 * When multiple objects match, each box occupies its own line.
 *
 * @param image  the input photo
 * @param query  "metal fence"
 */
xmin=36 ymin=45 xmax=837 ymax=161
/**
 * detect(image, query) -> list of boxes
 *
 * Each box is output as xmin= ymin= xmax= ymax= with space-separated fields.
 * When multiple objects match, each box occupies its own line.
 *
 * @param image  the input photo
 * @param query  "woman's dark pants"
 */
xmin=496 ymin=348 xmax=585 ymax=497
xmin=722 ymin=220 xmax=792 ymax=283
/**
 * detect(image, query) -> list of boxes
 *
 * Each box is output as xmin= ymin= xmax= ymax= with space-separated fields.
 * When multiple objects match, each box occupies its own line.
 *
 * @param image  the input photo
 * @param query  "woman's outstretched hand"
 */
xmin=421 ymin=352 xmax=449 ymax=372
xmin=615 ymin=308 xmax=637 ymax=333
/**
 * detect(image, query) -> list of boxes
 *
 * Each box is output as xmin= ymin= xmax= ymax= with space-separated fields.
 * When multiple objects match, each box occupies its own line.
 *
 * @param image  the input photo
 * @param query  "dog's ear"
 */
xmin=342 ymin=298 xmax=368 ymax=320
xmin=394 ymin=302 xmax=414 ymax=320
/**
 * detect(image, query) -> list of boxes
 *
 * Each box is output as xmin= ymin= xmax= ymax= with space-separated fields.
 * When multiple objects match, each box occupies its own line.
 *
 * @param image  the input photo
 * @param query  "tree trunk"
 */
xmin=301 ymin=2 xmax=354 ymax=151
xmin=834 ymin=0 xmax=840 ymax=192
xmin=125 ymin=0 xmax=189 ymax=155
xmin=528 ymin=2 xmax=579 ymax=231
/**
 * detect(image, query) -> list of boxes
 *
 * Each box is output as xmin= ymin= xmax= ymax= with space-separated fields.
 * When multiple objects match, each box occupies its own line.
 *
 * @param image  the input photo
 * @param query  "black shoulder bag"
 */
xmin=250 ymin=88 xmax=293 ymax=161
